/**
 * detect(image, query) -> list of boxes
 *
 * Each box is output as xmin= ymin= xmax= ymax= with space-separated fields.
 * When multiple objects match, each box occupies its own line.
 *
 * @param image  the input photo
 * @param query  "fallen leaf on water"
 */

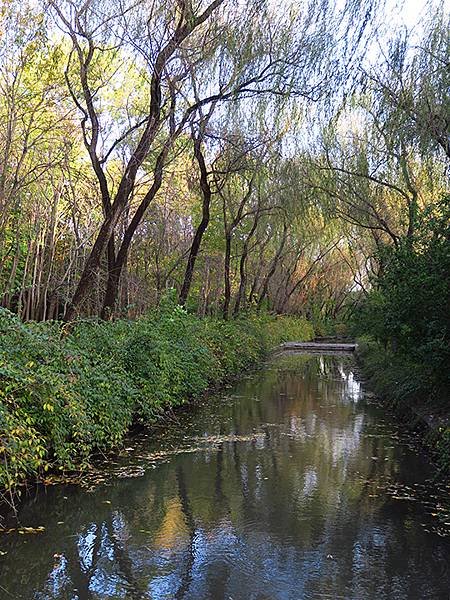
xmin=20 ymin=526 xmax=45 ymax=534
xmin=1 ymin=526 xmax=45 ymax=535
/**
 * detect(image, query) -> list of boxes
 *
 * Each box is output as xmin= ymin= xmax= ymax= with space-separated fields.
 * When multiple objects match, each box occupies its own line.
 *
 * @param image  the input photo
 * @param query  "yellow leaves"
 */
xmin=0 ymin=526 xmax=45 ymax=535
xmin=43 ymin=403 xmax=54 ymax=412
xmin=18 ymin=526 xmax=45 ymax=534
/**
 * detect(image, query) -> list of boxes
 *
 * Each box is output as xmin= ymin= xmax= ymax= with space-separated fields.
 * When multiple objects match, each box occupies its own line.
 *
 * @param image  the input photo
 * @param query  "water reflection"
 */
xmin=1 ymin=355 xmax=449 ymax=599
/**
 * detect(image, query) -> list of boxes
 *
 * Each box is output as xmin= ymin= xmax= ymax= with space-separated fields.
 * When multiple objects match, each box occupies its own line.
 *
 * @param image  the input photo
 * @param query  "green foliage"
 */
xmin=353 ymin=196 xmax=450 ymax=399
xmin=0 ymin=308 xmax=313 ymax=495
xmin=353 ymin=198 xmax=450 ymax=473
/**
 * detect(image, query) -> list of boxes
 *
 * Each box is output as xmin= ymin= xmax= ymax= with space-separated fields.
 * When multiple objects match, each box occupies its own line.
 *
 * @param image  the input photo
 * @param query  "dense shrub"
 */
xmin=353 ymin=196 xmax=450 ymax=401
xmin=0 ymin=308 xmax=313 ymax=495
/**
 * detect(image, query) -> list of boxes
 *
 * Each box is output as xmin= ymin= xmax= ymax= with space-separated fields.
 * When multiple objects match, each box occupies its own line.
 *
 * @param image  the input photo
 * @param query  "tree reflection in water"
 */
xmin=2 ymin=355 xmax=449 ymax=600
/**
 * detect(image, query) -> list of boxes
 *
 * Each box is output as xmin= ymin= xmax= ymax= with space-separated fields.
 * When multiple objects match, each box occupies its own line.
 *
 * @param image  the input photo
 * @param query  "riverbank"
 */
xmin=0 ymin=307 xmax=313 ymax=504
xmin=356 ymin=337 xmax=450 ymax=476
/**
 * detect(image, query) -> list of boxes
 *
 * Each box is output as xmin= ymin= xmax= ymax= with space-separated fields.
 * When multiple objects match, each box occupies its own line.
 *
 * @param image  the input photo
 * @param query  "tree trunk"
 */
xmin=233 ymin=210 xmax=259 ymax=316
xmin=179 ymin=136 xmax=211 ymax=306
xmin=222 ymin=232 xmax=232 ymax=319
xmin=100 ymin=143 xmax=171 ymax=319
xmin=221 ymin=179 xmax=254 ymax=319
xmin=63 ymin=207 xmax=119 ymax=321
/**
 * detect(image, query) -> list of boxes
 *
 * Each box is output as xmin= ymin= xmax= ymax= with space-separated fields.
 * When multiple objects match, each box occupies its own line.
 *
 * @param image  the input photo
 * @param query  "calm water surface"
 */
xmin=1 ymin=353 xmax=449 ymax=599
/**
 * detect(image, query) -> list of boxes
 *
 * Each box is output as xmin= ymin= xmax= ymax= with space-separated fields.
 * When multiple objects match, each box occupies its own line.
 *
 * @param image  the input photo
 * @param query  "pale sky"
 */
xmin=394 ymin=0 xmax=449 ymax=26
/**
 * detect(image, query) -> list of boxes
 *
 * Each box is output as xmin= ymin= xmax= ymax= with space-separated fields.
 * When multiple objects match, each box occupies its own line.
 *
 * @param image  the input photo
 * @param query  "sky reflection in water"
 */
xmin=1 ymin=354 xmax=449 ymax=599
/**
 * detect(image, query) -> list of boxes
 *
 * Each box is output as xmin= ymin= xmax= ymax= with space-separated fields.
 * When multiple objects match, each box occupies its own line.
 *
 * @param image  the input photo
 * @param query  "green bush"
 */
xmin=0 ymin=308 xmax=313 ymax=495
xmin=353 ymin=196 xmax=450 ymax=402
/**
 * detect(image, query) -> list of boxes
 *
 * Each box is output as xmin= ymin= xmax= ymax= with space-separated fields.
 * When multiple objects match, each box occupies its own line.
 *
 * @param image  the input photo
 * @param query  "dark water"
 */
xmin=1 ymin=353 xmax=449 ymax=600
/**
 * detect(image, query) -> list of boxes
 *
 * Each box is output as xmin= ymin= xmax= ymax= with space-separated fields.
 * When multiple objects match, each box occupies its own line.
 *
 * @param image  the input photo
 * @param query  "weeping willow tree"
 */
xmin=364 ymin=2 xmax=449 ymax=160
xmin=45 ymin=0 xmax=383 ymax=320
xmin=285 ymin=0 xmax=449 ymax=299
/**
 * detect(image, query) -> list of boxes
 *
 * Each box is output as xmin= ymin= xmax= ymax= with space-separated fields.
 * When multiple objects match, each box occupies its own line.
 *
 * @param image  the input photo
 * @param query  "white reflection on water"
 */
xmin=35 ymin=555 xmax=74 ymax=600
xmin=346 ymin=370 xmax=362 ymax=402
xmin=337 ymin=361 xmax=362 ymax=403
xmin=77 ymin=523 xmax=97 ymax=572
xmin=302 ymin=468 xmax=318 ymax=496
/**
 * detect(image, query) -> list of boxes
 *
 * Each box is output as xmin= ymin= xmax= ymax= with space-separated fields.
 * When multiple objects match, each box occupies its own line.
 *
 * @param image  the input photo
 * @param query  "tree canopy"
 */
xmin=0 ymin=0 xmax=448 ymax=326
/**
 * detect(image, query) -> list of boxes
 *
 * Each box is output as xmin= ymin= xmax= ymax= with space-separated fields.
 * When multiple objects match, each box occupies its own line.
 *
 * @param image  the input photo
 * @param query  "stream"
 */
xmin=0 ymin=352 xmax=449 ymax=599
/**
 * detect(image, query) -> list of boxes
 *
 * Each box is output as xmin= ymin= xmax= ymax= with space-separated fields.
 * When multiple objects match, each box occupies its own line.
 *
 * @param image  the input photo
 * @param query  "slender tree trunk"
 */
xmin=64 ymin=208 xmax=118 ymax=321
xmin=221 ymin=179 xmax=254 ymax=319
xmin=234 ymin=245 xmax=248 ymax=316
xmin=199 ymin=259 xmax=211 ymax=317
xmin=100 ymin=141 xmax=172 ymax=319
xmin=3 ymin=237 xmax=20 ymax=310
xmin=40 ymin=189 xmax=59 ymax=320
xmin=179 ymin=136 xmax=211 ymax=306
xmin=248 ymin=234 xmax=270 ymax=305
xmin=233 ymin=210 xmax=259 ymax=316
xmin=222 ymin=232 xmax=232 ymax=319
